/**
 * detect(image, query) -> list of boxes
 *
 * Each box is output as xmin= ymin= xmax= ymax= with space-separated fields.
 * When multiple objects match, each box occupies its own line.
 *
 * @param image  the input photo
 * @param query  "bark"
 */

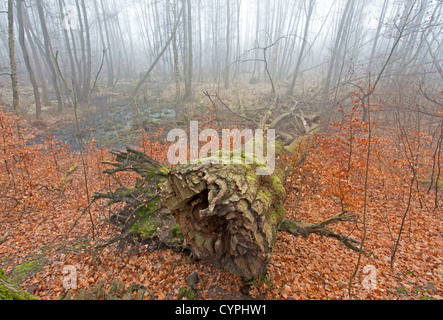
xmin=323 ymin=0 xmax=353 ymax=99
xmin=224 ymin=0 xmax=231 ymax=89
xmin=93 ymin=148 xmax=178 ymax=250
xmin=131 ymin=6 xmax=183 ymax=99
xmin=100 ymin=0 xmax=114 ymax=87
xmin=94 ymin=0 xmax=111 ymax=87
xmin=23 ymin=13 xmax=49 ymax=100
xmin=172 ymin=0 xmax=181 ymax=108
xmin=183 ymin=0 xmax=193 ymax=99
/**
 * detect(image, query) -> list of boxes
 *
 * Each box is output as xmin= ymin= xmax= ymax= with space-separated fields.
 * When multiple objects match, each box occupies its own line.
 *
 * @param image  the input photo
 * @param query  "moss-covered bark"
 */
xmin=0 ymin=267 xmax=39 ymax=300
xmin=160 ymin=159 xmax=286 ymax=280
xmin=95 ymin=148 xmax=183 ymax=250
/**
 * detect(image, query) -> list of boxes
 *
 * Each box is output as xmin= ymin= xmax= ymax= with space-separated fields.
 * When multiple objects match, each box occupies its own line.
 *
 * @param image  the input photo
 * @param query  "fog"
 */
xmin=1 ymin=0 xmax=443 ymax=301
xmin=1 ymin=0 xmax=442 ymax=121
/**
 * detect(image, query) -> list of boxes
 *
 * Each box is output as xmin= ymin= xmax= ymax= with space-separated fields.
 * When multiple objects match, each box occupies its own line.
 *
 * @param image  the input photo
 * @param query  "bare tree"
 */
xmin=184 ymin=0 xmax=193 ymax=99
xmin=7 ymin=0 xmax=19 ymax=113
xmin=36 ymin=0 xmax=63 ymax=111
xmin=17 ymin=0 xmax=41 ymax=118
xmin=323 ymin=0 xmax=354 ymax=99
xmin=288 ymin=0 xmax=315 ymax=96
xmin=224 ymin=0 xmax=231 ymax=89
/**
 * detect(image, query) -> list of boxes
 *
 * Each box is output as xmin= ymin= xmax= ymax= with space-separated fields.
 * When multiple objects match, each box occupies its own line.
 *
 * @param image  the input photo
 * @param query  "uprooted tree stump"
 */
xmin=92 ymin=144 xmax=363 ymax=281
xmin=160 ymin=160 xmax=286 ymax=280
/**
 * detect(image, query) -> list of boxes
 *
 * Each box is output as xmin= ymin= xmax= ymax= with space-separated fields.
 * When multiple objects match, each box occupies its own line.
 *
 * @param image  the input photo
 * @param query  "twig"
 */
xmin=68 ymin=198 xmax=97 ymax=235
xmin=0 ymin=232 xmax=10 ymax=245
xmin=95 ymin=231 xmax=130 ymax=250
xmin=279 ymin=212 xmax=366 ymax=255
xmin=204 ymin=91 xmax=260 ymax=127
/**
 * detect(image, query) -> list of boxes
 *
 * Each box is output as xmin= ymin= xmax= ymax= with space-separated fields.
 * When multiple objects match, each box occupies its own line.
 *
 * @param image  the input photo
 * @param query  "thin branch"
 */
xmin=279 ymin=212 xmax=366 ymax=254
xmin=68 ymin=198 xmax=97 ymax=235
xmin=204 ymin=91 xmax=260 ymax=127
xmin=131 ymin=6 xmax=184 ymax=100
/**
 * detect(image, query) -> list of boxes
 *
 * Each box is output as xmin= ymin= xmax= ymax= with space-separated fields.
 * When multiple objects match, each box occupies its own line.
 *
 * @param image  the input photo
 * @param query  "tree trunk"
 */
xmin=36 ymin=0 xmax=64 ymax=112
xmin=100 ymin=0 xmax=115 ymax=87
xmin=59 ymin=0 xmax=80 ymax=99
xmin=224 ymin=0 xmax=231 ymax=89
xmin=183 ymin=0 xmax=193 ymax=100
xmin=8 ymin=0 xmax=19 ymax=114
xmin=160 ymin=160 xmax=286 ymax=280
xmin=23 ymin=13 xmax=49 ymax=101
xmin=17 ymin=0 xmax=42 ymax=119
xmin=323 ymin=0 xmax=353 ymax=100
xmin=81 ymin=0 xmax=92 ymax=101
xmin=287 ymin=0 xmax=314 ymax=96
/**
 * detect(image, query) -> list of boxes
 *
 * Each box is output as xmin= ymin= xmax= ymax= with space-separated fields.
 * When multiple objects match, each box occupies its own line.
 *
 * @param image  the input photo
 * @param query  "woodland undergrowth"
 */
xmin=0 ymin=103 xmax=441 ymax=300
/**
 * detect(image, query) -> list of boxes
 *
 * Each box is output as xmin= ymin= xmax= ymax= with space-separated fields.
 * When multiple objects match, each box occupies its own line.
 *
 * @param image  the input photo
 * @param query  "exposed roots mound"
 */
xmin=160 ymin=162 xmax=286 ymax=280
xmin=95 ymin=147 xmax=364 ymax=281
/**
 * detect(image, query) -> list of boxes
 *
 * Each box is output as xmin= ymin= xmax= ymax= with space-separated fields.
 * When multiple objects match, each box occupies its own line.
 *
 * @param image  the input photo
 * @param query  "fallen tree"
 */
xmin=92 ymin=142 xmax=363 ymax=280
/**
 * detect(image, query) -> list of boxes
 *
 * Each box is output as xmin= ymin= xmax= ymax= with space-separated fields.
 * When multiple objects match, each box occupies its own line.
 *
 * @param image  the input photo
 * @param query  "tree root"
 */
xmin=279 ymin=212 xmax=366 ymax=255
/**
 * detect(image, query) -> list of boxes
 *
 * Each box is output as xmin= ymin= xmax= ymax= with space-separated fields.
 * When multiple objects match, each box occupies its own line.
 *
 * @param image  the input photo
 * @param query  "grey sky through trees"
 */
xmin=1 ymin=0 xmax=442 ymax=110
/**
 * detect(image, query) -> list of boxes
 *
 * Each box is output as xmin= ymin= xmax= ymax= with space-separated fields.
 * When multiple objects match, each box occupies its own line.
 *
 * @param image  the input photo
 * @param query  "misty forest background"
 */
xmin=0 ymin=0 xmax=442 ymax=301
xmin=1 ymin=0 xmax=442 ymax=115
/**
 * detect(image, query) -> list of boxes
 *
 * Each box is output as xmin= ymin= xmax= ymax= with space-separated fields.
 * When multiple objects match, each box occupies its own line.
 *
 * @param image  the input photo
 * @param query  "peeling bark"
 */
xmin=160 ymin=161 xmax=286 ymax=279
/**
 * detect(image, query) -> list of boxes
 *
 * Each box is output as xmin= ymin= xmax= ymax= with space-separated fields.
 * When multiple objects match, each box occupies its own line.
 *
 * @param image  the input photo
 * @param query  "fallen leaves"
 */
xmin=0 ymin=106 xmax=442 ymax=300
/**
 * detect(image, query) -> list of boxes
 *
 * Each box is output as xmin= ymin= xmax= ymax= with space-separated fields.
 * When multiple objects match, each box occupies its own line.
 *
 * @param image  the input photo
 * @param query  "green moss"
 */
xmin=244 ymin=272 xmax=273 ymax=287
xmin=9 ymin=258 xmax=47 ymax=284
xmin=169 ymin=224 xmax=183 ymax=241
xmin=131 ymin=219 xmax=160 ymax=238
xmin=421 ymin=179 xmax=443 ymax=188
xmin=193 ymin=232 xmax=206 ymax=249
xmin=256 ymin=189 xmax=272 ymax=206
xmin=420 ymin=296 xmax=439 ymax=300
xmin=396 ymin=287 xmax=406 ymax=294
xmin=178 ymin=286 xmax=197 ymax=300
xmin=245 ymin=167 xmax=257 ymax=183
xmin=130 ymin=197 xmax=162 ymax=238
xmin=0 ymin=267 xmax=40 ymax=300
xmin=270 ymin=175 xmax=285 ymax=198
xmin=141 ymin=169 xmax=156 ymax=182
xmin=159 ymin=166 xmax=169 ymax=175
xmin=138 ymin=197 xmax=160 ymax=218
xmin=267 ymin=202 xmax=286 ymax=226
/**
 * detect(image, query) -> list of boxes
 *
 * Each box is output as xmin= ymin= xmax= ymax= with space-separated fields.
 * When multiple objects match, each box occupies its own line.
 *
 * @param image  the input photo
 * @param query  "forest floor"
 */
xmin=0 ymin=85 xmax=442 ymax=300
